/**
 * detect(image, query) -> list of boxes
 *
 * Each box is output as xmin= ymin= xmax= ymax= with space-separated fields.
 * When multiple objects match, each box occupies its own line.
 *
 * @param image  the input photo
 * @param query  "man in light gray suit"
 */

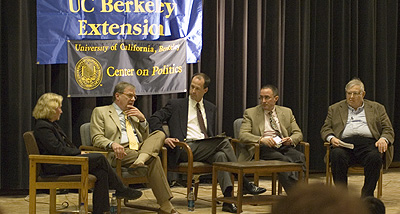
xmin=321 ymin=78 xmax=394 ymax=197
xmin=239 ymin=85 xmax=305 ymax=193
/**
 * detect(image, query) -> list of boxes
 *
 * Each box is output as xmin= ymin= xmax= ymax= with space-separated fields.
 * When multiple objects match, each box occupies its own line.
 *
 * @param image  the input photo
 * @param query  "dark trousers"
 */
xmin=42 ymin=153 xmax=126 ymax=214
xmin=259 ymin=145 xmax=306 ymax=193
xmin=179 ymin=137 xmax=237 ymax=193
xmin=330 ymin=136 xmax=382 ymax=197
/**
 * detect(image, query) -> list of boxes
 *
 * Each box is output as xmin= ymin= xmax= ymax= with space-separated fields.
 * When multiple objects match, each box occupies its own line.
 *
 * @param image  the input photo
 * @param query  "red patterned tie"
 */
xmin=196 ymin=103 xmax=208 ymax=138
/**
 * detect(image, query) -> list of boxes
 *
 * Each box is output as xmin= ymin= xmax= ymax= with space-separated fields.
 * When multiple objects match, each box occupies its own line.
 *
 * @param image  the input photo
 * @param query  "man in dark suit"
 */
xmin=239 ymin=85 xmax=305 ymax=193
xmin=321 ymin=78 xmax=394 ymax=197
xmin=149 ymin=73 xmax=266 ymax=213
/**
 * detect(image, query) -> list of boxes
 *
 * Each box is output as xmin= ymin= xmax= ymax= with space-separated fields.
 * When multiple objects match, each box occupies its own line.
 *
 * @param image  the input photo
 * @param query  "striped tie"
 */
xmin=268 ymin=111 xmax=281 ymax=137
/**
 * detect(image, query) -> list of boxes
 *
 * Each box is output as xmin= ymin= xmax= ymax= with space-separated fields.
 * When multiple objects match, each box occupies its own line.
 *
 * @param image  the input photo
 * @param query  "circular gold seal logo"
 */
xmin=75 ymin=56 xmax=103 ymax=90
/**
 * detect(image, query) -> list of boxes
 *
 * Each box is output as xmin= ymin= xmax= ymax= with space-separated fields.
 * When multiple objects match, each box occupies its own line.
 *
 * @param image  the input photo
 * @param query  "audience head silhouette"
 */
xmin=363 ymin=196 xmax=385 ymax=214
xmin=272 ymin=183 xmax=370 ymax=214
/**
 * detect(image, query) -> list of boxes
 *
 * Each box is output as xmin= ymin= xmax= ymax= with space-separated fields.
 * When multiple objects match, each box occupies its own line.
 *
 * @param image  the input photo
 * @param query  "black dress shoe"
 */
xmin=243 ymin=182 xmax=266 ymax=195
xmin=115 ymin=188 xmax=142 ymax=200
xmin=222 ymin=203 xmax=237 ymax=213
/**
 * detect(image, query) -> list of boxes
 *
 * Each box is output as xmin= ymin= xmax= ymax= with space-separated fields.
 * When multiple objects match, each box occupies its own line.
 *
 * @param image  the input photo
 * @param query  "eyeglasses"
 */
xmin=121 ymin=93 xmax=137 ymax=100
xmin=346 ymin=92 xmax=363 ymax=96
xmin=259 ymin=96 xmax=274 ymax=101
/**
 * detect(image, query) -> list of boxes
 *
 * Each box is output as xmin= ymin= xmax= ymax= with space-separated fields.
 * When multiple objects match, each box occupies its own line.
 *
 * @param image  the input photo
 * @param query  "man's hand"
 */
xmin=164 ymin=138 xmax=179 ymax=149
xmin=260 ymin=137 xmax=277 ymax=148
xmin=330 ymin=137 xmax=340 ymax=147
xmin=281 ymin=137 xmax=293 ymax=146
xmin=375 ymin=138 xmax=388 ymax=153
xmin=125 ymin=105 xmax=146 ymax=122
xmin=111 ymin=142 xmax=127 ymax=159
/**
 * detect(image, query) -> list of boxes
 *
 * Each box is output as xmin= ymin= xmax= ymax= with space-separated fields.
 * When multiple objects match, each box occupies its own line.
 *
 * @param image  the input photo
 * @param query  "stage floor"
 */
xmin=1 ymin=168 xmax=400 ymax=214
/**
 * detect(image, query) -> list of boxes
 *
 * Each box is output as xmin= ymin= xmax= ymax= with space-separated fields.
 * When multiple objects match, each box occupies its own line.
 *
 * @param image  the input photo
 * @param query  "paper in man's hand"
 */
xmin=338 ymin=140 xmax=354 ymax=149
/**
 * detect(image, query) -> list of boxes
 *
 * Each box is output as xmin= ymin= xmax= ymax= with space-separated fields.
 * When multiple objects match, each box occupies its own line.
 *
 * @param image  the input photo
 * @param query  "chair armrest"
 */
xmin=298 ymin=141 xmax=310 ymax=155
xmin=239 ymin=142 xmax=261 ymax=161
xmin=29 ymin=154 xmax=89 ymax=165
xmin=29 ymin=155 xmax=90 ymax=181
xmin=173 ymin=141 xmax=195 ymax=169
xmin=231 ymin=138 xmax=240 ymax=144
xmin=79 ymin=145 xmax=107 ymax=151
xmin=231 ymin=140 xmax=260 ymax=161
xmin=82 ymin=151 xmax=108 ymax=156
xmin=79 ymin=145 xmax=109 ymax=158
xmin=299 ymin=141 xmax=309 ymax=146
xmin=230 ymin=138 xmax=240 ymax=154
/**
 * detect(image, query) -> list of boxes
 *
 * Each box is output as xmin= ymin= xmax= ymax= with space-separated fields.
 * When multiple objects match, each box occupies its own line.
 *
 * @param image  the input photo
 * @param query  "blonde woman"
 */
xmin=32 ymin=93 xmax=141 ymax=214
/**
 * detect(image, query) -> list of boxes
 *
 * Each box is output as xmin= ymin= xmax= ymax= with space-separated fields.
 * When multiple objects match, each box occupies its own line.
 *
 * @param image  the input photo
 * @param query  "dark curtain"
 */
xmin=1 ymin=0 xmax=399 ymax=189
xmin=202 ymin=0 xmax=398 ymax=172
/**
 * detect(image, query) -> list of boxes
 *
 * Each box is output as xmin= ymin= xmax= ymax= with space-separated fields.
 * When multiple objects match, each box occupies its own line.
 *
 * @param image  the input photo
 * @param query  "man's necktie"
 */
xmin=196 ymin=103 xmax=208 ymax=138
xmin=125 ymin=113 xmax=139 ymax=150
xmin=268 ymin=111 xmax=281 ymax=137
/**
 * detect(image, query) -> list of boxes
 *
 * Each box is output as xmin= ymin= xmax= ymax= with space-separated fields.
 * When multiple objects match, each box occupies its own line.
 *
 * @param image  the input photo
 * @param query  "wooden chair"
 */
xmin=161 ymin=125 xmax=234 ymax=201
xmin=80 ymin=122 xmax=166 ymax=213
xmin=324 ymin=142 xmax=384 ymax=198
xmin=232 ymin=118 xmax=310 ymax=195
xmin=24 ymin=131 xmax=96 ymax=214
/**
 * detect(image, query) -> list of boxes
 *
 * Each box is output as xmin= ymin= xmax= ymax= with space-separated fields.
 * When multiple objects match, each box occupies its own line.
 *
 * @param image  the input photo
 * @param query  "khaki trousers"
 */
xmin=109 ymin=130 xmax=173 ymax=204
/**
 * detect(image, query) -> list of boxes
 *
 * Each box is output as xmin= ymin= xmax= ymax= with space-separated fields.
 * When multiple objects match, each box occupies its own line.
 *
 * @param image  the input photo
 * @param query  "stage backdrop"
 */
xmin=68 ymin=38 xmax=187 ymax=97
xmin=37 ymin=0 xmax=202 ymax=64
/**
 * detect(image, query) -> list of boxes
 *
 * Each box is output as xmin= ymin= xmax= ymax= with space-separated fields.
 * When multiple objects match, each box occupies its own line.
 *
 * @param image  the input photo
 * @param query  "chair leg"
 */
xmin=117 ymin=198 xmax=122 ymax=214
xmin=79 ymin=188 xmax=89 ymax=214
xmin=278 ymin=181 xmax=282 ymax=195
xmin=194 ymin=181 xmax=200 ymax=201
xmin=254 ymin=173 xmax=260 ymax=186
xmin=230 ymin=174 xmax=235 ymax=196
xmin=377 ymin=168 xmax=383 ymax=198
xmin=271 ymin=173 xmax=277 ymax=195
xmin=326 ymin=170 xmax=330 ymax=185
xmin=49 ymin=189 xmax=57 ymax=214
xmin=326 ymin=167 xmax=333 ymax=186
xmin=29 ymin=188 xmax=37 ymax=214
xmin=326 ymin=167 xmax=331 ymax=185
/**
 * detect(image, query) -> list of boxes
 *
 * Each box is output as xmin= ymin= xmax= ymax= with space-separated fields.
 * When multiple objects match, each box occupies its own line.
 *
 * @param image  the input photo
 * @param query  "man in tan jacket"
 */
xmin=90 ymin=81 xmax=179 ymax=214
xmin=239 ymin=85 xmax=304 ymax=193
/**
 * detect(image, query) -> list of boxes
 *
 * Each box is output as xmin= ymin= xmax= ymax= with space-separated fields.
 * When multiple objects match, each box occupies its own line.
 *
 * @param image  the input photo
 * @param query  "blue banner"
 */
xmin=37 ymin=0 xmax=202 ymax=64
xmin=68 ymin=39 xmax=187 ymax=97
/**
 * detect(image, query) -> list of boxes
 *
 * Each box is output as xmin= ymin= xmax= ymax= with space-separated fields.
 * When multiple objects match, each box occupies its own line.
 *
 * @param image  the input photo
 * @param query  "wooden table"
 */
xmin=211 ymin=160 xmax=303 ymax=214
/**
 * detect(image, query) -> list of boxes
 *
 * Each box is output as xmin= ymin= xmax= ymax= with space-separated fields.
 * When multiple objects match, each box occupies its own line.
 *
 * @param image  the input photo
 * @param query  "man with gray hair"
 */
xmin=91 ymin=81 xmax=179 ymax=214
xmin=321 ymin=78 xmax=394 ymax=197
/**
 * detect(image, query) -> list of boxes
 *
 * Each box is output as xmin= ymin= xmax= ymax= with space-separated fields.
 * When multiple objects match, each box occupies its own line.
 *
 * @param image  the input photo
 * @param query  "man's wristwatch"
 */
xmin=107 ymin=142 xmax=114 ymax=149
